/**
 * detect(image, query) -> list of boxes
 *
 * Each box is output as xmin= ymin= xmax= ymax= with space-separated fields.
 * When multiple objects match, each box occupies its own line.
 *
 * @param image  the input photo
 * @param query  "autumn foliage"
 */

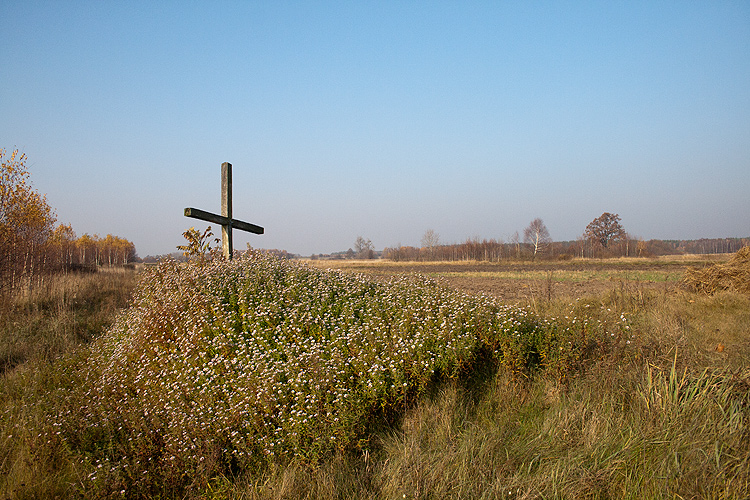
xmin=584 ymin=212 xmax=626 ymax=249
xmin=0 ymin=149 xmax=56 ymax=295
xmin=0 ymin=149 xmax=136 ymax=297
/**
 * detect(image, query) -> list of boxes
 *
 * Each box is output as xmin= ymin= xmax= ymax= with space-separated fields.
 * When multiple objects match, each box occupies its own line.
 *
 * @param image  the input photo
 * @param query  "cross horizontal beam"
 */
xmin=184 ymin=207 xmax=264 ymax=235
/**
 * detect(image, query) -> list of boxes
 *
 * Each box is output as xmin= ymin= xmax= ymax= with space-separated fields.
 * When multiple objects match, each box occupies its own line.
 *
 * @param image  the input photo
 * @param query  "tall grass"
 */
xmin=3 ymin=253 xmax=625 ymax=498
xmin=2 ymin=255 xmax=748 ymax=499
xmin=1 ymin=268 xmax=139 ymax=499
xmin=372 ymin=281 xmax=750 ymax=500
xmin=1 ymin=268 xmax=138 ymax=373
xmin=377 ymin=359 xmax=749 ymax=499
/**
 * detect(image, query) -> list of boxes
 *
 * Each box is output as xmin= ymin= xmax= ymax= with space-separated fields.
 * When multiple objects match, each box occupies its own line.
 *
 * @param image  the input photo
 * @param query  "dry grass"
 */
xmin=308 ymin=255 xmax=708 ymax=304
xmin=244 ymin=252 xmax=750 ymax=500
xmin=2 ymin=253 xmax=749 ymax=499
xmin=684 ymin=246 xmax=750 ymax=295
xmin=375 ymin=361 xmax=750 ymax=499
xmin=1 ymin=268 xmax=139 ymax=499
xmin=0 ymin=269 xmax=138 ymax=374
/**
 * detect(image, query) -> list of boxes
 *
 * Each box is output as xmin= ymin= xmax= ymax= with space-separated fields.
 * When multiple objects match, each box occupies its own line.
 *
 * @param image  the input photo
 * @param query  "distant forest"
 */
xmin=380 ymin=237 xmax=749 ymax=262
xmin=147 ymin=236 xmax=749 ymax=263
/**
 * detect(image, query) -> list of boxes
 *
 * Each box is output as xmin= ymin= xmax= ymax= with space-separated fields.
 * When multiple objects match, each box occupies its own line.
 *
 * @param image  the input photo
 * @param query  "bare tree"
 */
xmin=421 ymin=229 xmax=440 ymax=261
xmin=421 ymin=229 xmax=440 ymax=248
xmin=523 ymin=218 xmax=551 ymax=260
xmin=510 ymin=231 xmax=521 ymax=259
xmin=354 ymin=236 xmax=374 ymax=259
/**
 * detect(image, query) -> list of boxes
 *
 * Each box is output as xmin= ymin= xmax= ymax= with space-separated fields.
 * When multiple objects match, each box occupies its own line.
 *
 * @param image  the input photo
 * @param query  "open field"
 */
xmin=1 ymin=253 xmax=749 ymax=499
xmin=305 ymin=255 xmax=728 ymax=302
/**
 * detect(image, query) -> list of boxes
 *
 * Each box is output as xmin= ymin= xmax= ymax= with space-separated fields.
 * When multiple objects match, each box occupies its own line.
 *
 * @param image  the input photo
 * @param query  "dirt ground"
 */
xmin=305 ymin=256 xmax=728 ymax=303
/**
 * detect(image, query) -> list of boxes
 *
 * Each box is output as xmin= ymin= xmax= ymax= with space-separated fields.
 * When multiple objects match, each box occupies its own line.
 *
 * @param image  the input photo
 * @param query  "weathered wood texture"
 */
xmin=183 ymin=162 xmax=264 ymax=259
xmin=183 ymin=208 xmax=264 ymax=235
xmin=221 ymin=162 xmax=232 ymax=260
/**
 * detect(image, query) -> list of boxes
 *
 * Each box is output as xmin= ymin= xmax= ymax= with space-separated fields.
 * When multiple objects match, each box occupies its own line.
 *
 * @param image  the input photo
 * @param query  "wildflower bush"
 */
xmin=47 ymin=252 xmax=627 ymax=496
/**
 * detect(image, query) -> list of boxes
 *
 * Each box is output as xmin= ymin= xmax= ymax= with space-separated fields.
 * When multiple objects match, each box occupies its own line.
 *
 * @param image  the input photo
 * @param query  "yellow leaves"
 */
xmin=1 ymin=148 xmax=138 ymax=298
xmin=2 ymin=148 xmax=57 ymax=293
xmin=1 ymin=148 xmax=55 ymax=232
xmin=4 ymin=147 xmax=27 ymax=164
xmin=177 ymin=226 xmax=220 ymax=263
xmin=52 ymin=223 xmax=76 ymax=242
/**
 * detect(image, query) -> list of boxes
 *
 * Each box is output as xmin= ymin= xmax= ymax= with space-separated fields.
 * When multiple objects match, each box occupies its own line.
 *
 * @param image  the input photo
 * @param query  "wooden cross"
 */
xmin=184 ymin=162 xmax=264 ymax=260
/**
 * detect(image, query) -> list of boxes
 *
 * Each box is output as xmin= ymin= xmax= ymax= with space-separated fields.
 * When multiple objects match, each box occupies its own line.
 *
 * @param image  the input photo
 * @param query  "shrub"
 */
xmin=42 ymin=252 xmax=623 ymax=496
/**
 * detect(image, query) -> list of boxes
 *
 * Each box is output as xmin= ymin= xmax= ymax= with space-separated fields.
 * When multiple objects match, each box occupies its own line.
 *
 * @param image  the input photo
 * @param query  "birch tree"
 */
xmin=0 ymin=148 xmax=56 ymax=294
xmin=523 ymin=218 xmax=551 ymax=260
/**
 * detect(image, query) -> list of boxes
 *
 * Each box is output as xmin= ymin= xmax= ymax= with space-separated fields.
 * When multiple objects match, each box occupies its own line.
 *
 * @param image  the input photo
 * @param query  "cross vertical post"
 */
xmin=221 ymin=162 xmax=232 ymax=260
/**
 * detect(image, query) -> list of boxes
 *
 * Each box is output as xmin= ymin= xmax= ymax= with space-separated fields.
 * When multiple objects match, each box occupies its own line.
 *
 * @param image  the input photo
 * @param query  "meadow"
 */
xmin=1 ymin=252 xmax=748 ymax=499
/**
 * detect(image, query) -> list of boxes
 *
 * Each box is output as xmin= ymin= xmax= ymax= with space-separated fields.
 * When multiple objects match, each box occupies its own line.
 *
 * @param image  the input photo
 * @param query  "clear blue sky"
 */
xmin=2 ymin=1 xmax=749 ymax=257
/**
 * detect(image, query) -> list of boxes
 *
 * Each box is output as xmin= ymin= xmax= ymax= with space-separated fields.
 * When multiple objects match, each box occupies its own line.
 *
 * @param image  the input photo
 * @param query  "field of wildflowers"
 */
xmin=40 ymin=252 xmax=629 ymax=496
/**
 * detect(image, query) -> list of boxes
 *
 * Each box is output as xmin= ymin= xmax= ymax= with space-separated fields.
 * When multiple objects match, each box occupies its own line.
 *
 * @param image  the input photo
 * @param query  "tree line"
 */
xmin=1 ymin=149 xmax=137 ymax=297
xmin=382 ymin=214 xmax=748 ymax=262
xmin=50 ymin=226 xmax=137 ymax=267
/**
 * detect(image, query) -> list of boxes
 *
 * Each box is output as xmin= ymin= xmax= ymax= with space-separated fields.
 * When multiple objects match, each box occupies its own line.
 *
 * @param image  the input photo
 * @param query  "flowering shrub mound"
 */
xmin=53 ymin=253 xmax=626 ymax=495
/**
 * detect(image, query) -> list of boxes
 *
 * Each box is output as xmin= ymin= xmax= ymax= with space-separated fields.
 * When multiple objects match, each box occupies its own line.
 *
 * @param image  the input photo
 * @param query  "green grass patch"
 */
xmin=430 ymin=270 xmax=683 ymax=283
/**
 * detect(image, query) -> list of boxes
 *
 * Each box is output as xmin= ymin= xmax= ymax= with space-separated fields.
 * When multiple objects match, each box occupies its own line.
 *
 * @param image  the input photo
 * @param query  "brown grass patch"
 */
xmin=683 ymin=246 xmax=750 ymax=295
